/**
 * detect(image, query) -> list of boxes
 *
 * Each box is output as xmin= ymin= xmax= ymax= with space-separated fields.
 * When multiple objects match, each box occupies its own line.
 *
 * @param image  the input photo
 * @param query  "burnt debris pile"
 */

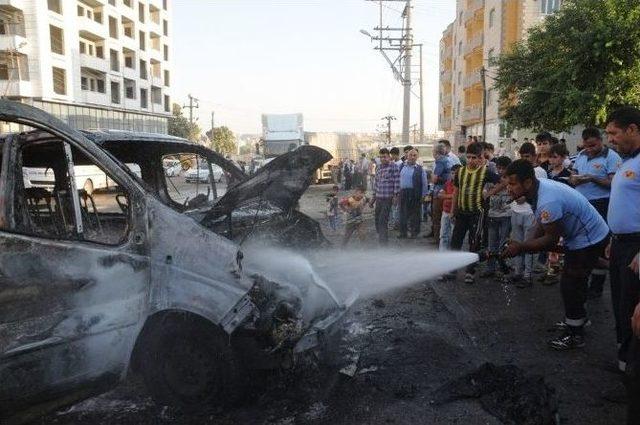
xmin=431 ymin=363 xmax=559 ymax=425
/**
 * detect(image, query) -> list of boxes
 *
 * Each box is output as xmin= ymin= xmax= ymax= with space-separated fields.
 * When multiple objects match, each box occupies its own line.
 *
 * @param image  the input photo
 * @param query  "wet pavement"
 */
xmin=30 ymin=184 xmax=626 ymax=425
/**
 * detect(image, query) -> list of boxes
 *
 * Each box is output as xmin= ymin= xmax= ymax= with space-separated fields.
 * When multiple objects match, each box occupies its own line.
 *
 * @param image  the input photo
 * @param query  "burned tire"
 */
xmin=138 ymin=315 xmax=243 ymax=410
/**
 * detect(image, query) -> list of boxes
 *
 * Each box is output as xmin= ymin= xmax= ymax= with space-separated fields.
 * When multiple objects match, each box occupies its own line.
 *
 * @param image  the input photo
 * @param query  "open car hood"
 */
xmin=205 ymin=146 xmax=332 ymax=220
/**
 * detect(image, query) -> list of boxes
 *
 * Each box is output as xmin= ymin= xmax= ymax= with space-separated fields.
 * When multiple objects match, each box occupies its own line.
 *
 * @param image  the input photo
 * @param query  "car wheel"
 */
xmin=139 ymin=316 xmax=244 ymax=409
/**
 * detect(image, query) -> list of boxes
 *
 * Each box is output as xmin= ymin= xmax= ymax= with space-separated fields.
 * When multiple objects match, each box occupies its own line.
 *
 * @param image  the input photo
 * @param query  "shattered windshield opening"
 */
xmin=164 ymin=153 xmax=218 ymax=211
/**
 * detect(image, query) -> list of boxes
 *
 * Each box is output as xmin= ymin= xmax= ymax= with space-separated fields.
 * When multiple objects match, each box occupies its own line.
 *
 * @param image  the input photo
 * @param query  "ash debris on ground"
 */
xmin=431 ymin=363 xmax=559 ymax=425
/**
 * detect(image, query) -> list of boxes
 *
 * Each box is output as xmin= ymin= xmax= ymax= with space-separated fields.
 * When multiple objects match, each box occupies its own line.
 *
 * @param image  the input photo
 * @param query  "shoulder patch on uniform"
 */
xmin=624 ymin=170 xmax=636 ymax=179
xmin=540 ymin=210 xmax=551 ymax=222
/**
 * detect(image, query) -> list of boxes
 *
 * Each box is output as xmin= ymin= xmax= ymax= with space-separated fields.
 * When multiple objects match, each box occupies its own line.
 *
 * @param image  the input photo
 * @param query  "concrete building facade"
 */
xmin=0 ymin=0 xmax=172 ymax=133
xmin=439 ymin=0 xmax=563 ymax=147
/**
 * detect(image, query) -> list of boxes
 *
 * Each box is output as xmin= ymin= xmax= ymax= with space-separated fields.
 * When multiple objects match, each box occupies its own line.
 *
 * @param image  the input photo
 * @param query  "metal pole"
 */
xmin=480 ymin=66 xmax=487 ymax=142
xmin=418 ymin=43 xmax=424 ymax=144
xmin=188 ymin=94 xmax=194 ymax=124
xmin=401 ymin=0 xmax=412 ymax=145
xmin=388 ymin=117 xmax=392 ymax=144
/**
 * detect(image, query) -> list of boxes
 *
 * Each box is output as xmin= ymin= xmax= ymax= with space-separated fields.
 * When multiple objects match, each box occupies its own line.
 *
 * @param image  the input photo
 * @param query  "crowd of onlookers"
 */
xmin=326 ymin=106 xmax=640 ymax=423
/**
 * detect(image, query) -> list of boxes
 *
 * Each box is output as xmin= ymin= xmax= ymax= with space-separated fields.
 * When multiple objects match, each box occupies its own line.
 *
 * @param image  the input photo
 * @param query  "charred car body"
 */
xmin=0 ymin=101 xmax=345 ymax=423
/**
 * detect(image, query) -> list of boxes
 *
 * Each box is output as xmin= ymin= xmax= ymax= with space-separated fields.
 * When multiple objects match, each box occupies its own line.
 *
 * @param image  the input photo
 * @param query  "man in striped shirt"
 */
xmin=450 ymin=142 xmax=502 ymax=284
xmin=370 ymin=148 xmax=400 ymax=245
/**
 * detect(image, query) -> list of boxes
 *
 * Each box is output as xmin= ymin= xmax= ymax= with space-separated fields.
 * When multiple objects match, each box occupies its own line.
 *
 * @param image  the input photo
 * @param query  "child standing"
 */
xmin=548 ymin=144 xmax=572 ymax=184
xmin=326 ymin=185 xmax=340 ymax=232
xmin=481 ymin=156 xmax=512 ymax=278
xmin=340 ymin=186 xmax=369 ymax=247
xmin=438 ymin=164 xmax=461 ymax=251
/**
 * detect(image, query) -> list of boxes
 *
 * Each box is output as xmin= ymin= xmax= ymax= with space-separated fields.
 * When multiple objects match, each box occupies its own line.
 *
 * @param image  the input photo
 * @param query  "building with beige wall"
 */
xmin=0 ymin=0 xmax=172 ymax=133
xmin=439 ymin=0 xmax=563 ymax=147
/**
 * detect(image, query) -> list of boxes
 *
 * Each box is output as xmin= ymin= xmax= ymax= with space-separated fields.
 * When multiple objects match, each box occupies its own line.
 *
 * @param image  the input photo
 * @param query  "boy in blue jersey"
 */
xmin=502 ymin=159 xmax=610 ymax=350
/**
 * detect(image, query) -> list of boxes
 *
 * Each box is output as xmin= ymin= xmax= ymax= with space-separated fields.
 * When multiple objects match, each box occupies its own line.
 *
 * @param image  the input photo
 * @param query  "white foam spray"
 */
xmin=243 ymin=244 xmax=478 ymax=315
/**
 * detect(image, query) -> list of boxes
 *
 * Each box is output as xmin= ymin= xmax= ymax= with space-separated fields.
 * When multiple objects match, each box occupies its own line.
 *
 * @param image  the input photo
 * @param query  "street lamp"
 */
xmin=359 ymin=29 xmax=372 ymax=38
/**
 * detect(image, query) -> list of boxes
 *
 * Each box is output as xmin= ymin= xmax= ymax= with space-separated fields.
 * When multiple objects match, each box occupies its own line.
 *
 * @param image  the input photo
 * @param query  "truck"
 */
xmin=261 ymin=113 xmax=304 ymax=158
xmin=304 ymin=132 xmax=338 ymax=183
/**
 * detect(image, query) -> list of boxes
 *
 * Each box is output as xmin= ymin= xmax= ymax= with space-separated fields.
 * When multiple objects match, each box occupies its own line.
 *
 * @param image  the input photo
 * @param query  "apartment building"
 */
xmin=0 ymin=0 xmax=172 ymax=133
xmin=439 ymin=0 xmax=563 ymax=145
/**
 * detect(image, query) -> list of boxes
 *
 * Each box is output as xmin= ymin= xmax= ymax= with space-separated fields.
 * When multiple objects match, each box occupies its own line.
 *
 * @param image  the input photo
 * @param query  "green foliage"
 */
xmin=238 ymin=144 xmax=252 ymax=155
xmin=168 ymin=104 xmax=201 ymax=142
xmin=206 ymin=126 xmax=237 ymax=154
xmin=492 ymin=0 xmax=640 ymax=131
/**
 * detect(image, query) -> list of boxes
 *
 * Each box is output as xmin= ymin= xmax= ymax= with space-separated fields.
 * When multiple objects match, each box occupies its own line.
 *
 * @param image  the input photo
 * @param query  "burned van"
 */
xmin=0 ymin=101 xmax=346 ymax=423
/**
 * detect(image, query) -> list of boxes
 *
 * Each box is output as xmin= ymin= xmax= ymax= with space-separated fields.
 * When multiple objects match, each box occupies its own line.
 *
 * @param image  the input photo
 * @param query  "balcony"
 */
xmin=80 ymin=54 xmax=108 ymax=73
xmin=462 ymin=105 xmax=482 ymax=123
xmin=0 ymin=34 xmax=27 ymax=52
xmin=0 ymin=0 xmax=24 ymax=10
xmin=123 ymin=66 xmax=137 ymax=80
xmin=440 ymin=117 xmax=452 ymax=131
xmin=78 ymin=17 xmax=106 ymax=40
xmin=464 ymin=69 xmax=482 ymax=88
xmin=0 ymin=79 xmax=31 ymax=97
xmin=464 ymin=34 xmax=483 ymax=56
xmin=466 ymin=0 xmax=484 ymax=11
xmin=80 ymin=90 xmax=109 ymax=106
xmin=464 ymin=0 xmax=484 ymax=22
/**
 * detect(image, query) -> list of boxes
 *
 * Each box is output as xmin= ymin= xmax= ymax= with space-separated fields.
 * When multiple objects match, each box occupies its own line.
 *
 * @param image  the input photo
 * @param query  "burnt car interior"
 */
xmin=7 ymin=130 xmax=130 ymax=246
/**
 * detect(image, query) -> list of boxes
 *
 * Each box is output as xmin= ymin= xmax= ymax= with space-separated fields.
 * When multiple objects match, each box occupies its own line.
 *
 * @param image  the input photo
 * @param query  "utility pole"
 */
xmin=401 ymin=0 xmax=412 ymax=146
xmin=382 ymin=115 xmax=396 ymax=144
xmin=417 ymin=43 xmax=424 ymax=144
xmin=210 ymin=111 xmax=215 ymax=148
xmin=182 ymin=94 xmax=199 ymax=124
xmin=480 ymin=66 xmax=487 ymax=143
xmin=362 ymin=0 xmax=413 ymax=145
xmin=411 ymin=124 xmax=418 ymax=144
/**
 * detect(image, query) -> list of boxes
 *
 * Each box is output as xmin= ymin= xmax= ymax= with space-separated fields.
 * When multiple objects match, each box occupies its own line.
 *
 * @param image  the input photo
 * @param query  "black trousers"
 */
xmin=611 ymin=234 xmax=640 ymax=362
xmin=374 ymin=198 xmax=393 ymax=245
xmin=399 ymin=189 xmax=421 ymax=237
xmin=450 ymin=211 xmax=482 ymax=273
xmin=560 ymin=238 xmax=608 ymax=325
xmin=626 ymin=338 xmax=640 ymax=424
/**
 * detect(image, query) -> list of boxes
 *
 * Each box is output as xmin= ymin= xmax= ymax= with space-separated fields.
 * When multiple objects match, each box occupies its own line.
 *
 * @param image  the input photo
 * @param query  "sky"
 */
xmin=171 ymin=0 xmax=456 ymax=136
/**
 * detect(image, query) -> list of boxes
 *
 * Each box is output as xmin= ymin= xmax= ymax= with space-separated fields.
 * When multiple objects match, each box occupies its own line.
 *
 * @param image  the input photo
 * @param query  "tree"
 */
xmin=206 ymin=126 xmax=237 ymax=155
xmin=492 ymin=0 xmax=640 ymax=131
xmin=168 ymin=103 xmax=201 ymax=141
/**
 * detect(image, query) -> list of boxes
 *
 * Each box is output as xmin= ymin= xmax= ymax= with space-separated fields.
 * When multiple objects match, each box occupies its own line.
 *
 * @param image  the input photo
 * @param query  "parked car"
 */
xmin=0 ymin=100 xmax=342 ymax=424
xmin=23 ymin=163 xmax=142 ymax=193
xmin=184 ymin=161 xmax=224 ymax=183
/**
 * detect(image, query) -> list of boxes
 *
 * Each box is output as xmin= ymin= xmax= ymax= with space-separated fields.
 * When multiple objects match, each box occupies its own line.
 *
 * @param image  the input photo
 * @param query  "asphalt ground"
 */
xmin=30 ymin=183 xmax=626 ymax=425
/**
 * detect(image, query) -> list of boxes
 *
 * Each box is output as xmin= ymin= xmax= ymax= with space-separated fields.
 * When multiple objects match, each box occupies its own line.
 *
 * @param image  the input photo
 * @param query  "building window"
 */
xmin=458 ymin=41 xmax=462 ymax=55
xmin=487 ymin=48 xmax=495 ymax=64
xmin=140 ymin=88 xmax=148 ymax=108
xmin=52 ymin=67 xmax=66 ymax=95
xmin=123 ymin=0 xmax=132 ymax=7
xmin=457 ymin=101 xmax=461 ymax=117
xmin=151 ymin=87 xmax=162 ymax=105
xmin=163 ymin=20 xmax=168 ymax=36
xmin=109 ymin=16 xmax=118 ymax=39
xmin=48 ymin=0 xmax=62 ymax=14
xmin=139 ymin=30 xmax=146 ymax=50
xmin=163 ymin=0 xmax=168 ymax=10
xmin=139 ymin=3 xmax=145 ymax=22
xmin=139 ymin=59 xmax=147 ymax=79
xmin=163 ymin=44 xmax=169 ymax=61
xmin=164 ymin=69 xmax=170 ymax=87
xmin=0 ymin=64 xmax=9 ymax=80
xmin=489 ymin=8 xmax=495 ymax=27
xmin=458 ymin=11 xmax=462 ymax=24
xmin=122 ymin=16 xmax=134 ymax=38
xmin=457 ymin=71 xmax=461 ymax=85
xmin=50 ymin=25 xmax=64 ymax=55
xmin=124 ymin=55 xmax=134 ymax=68
xmin=111 ymin=81 xmax=121 ymax=104
xmin=110 ymin=49 xmax=119 ymax=72
xmin=125 ymin=79 xmax=136 ymax=99
xmin=164 ymin=94 xmax=170 ymax=112
xmin=109 ymin=0 xmax=115 ymax=5
xmin=541 ymin=0 xmax=561 ymax=14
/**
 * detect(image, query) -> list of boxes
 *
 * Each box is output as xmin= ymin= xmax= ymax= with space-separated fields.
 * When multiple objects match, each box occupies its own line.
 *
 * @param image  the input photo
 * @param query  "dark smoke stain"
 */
xmin=99 ymin=254 xmax=148 ymax=272
xmin=431 ymin=363 xmax=559 ymax=425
